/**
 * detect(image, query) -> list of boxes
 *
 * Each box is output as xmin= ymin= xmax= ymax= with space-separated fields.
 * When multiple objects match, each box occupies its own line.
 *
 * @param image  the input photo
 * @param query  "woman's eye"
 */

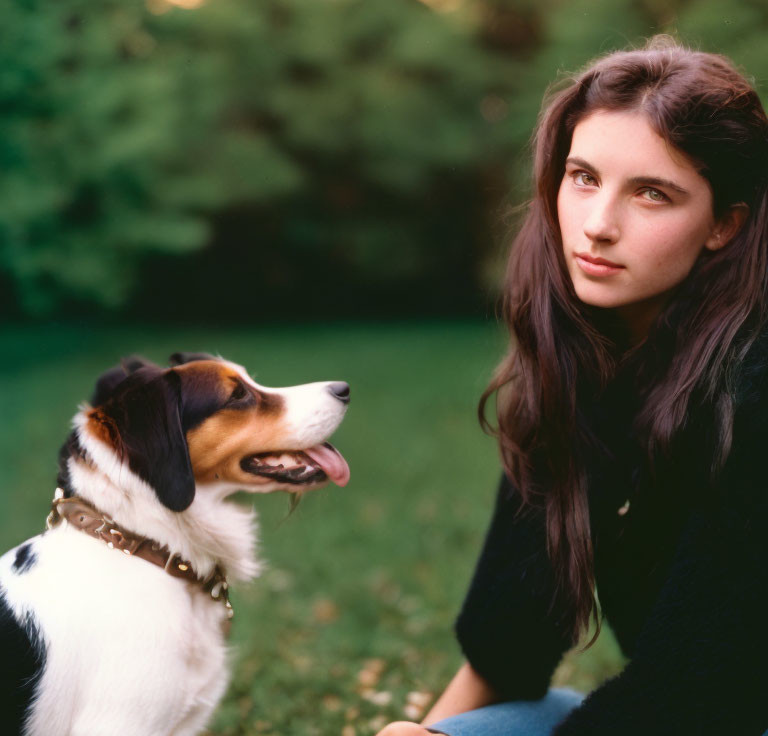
xmin=574 ymin=171 xmax=597 ymax=186
xmin=641 ymin=188 xmax=668 ymax=203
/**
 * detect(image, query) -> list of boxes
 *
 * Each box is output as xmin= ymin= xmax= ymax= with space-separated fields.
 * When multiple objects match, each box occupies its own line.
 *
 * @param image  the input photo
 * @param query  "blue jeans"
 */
xmin=427 ymin=688 xmax=768 ymax=736
xmin=426 ymin=688 xmax=585 ymax=736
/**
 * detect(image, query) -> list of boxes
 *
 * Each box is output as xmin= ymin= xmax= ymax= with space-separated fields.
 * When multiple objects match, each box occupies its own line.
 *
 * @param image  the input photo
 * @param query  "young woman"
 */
xmin=377 ymin=36 xmax=768 ymax=736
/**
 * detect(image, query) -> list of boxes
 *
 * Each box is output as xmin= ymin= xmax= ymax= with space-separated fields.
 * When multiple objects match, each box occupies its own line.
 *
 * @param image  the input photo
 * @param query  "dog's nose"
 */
xmin=328 ymin=382 xmax=350 ymax=404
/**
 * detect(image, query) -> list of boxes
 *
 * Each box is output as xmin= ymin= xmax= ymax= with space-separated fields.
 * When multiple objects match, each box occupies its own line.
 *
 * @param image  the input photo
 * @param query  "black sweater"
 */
xmin=455 ymin=333 xmax=768 ymax=736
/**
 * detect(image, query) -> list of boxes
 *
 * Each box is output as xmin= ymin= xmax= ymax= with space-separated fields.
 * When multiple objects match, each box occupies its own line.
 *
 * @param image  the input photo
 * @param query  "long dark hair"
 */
xmin=480 ymin=35 xmax=768 ymax=645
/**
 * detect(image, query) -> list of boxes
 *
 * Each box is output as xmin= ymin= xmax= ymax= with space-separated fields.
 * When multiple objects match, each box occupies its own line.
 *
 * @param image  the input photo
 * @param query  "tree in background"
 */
xmin=131 ymin=0 xmax=528 ymax=320
xmin=2 ymin=0 xmax=767 ymax=320
xmin=0 ymin=0 xmax=302 ymax=315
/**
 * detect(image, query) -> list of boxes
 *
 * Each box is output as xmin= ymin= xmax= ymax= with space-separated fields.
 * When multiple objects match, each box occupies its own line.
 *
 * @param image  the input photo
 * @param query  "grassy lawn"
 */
xmin=0 ymin=321 xmax=625 ymax=735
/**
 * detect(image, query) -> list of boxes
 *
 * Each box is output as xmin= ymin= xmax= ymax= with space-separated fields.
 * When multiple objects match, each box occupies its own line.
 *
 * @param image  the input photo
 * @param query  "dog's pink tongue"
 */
xmin=305 ymin=443 xmax=350 ymax=487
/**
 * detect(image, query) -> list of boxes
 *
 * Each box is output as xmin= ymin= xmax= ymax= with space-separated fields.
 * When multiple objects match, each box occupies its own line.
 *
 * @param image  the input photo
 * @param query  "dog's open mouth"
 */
xmin=240 ymin=442 xmax=350 ymax=488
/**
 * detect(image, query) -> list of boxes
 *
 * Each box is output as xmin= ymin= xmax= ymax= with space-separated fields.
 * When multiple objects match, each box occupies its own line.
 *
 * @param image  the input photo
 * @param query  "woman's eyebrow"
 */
xmin=565 ymin=156 xmax=597 ymax=172
xmin=565 ymin=156 xmax=689 ymax=195
xmin=627 ymin=175 xmax=689 ymax=195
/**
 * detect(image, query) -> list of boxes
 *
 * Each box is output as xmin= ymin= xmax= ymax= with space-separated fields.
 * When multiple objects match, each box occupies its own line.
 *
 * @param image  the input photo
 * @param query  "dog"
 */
xmin=0 ymin=352 xmax=350 ymax=736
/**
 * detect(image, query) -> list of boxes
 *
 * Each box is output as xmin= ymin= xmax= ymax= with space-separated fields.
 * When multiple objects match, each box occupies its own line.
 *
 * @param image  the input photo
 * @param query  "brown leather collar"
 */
xmin=46 ymin=489 xmax=233 ymax=630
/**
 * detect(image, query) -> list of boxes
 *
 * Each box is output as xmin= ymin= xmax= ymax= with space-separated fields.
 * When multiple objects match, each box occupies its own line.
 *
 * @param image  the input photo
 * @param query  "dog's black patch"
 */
xmin=91 ymin=355 xmax=159 ymax=407
xmin=98 ymin=368 xmax=197 ymax=512
xmin=12 ymin=544 xmax=36 ymax=575
xmin=178 ymin=371 xmax=232 ymax=431
xmin=0 ymin=588 xmax=45 ymax=731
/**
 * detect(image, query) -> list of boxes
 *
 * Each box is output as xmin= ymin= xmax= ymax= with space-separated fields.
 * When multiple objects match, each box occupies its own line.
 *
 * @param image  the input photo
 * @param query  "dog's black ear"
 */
xmin=101 ymin=369 xmax=195 ymax=512
xmin=169 ymin=352 xmax=217 ymax=367
xmin=91 ymin=356 xmax=159 ymax=407
xmin=122 ymin=355 xmax=156 ymax=373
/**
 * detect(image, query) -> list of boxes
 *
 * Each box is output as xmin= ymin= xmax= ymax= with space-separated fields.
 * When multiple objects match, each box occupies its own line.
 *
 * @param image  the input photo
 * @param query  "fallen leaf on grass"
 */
xmin=368 ymin=715 xmax=388 ymax=732
xmin=403 ymin=691 xmax=433 ymax=721
xmin=406 ymin=691 xmax=432 ymax=708
xmin=361 ymin=689 xmax=393 ymax=706
xmin=313 ymin=597 xmax=340 ymax=623
xmin=357 ymin=657 xmax=386 ymax=688
xmin=290 ymin=654 xmax=313 ymax=673
xmin=238 ymin=695 xmax=252 ymax=719
xmin=403 ymin=704 xmax=423 ymax=721
xmin=323 ymin=694 xmax=342 ymax=711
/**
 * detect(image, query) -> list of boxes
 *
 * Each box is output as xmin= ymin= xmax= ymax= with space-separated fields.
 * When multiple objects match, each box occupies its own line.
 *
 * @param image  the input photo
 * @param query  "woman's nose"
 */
xmin=583 ymin=196 xmax=620 ymax=243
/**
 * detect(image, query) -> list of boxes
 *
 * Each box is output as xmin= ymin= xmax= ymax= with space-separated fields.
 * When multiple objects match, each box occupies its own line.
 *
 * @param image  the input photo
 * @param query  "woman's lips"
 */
xmin=574 ymin=253 xmax=625 ymax=275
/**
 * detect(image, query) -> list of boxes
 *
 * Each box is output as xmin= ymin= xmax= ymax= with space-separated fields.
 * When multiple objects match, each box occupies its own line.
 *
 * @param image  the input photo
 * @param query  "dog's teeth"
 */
xmin=244 ymin=452 xmax=327 ymax=483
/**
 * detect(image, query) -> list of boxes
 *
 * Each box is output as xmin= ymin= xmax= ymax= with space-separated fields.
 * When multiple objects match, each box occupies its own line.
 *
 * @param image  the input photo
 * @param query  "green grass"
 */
xmin=0 ymin=322 xmax=625 ymax=735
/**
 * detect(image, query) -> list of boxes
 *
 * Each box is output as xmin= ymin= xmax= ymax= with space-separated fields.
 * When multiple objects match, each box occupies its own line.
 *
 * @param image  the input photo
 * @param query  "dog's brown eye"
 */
xmin=229 ymin=382 xmax=247 ymax=402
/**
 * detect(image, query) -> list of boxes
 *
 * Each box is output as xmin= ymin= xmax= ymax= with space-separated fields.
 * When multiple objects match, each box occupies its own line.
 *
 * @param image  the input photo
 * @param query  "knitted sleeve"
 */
xmin=552 ymin=397 xmax=768 ymax=736
xmin=454 ymin=473 xmax=572 ymax=700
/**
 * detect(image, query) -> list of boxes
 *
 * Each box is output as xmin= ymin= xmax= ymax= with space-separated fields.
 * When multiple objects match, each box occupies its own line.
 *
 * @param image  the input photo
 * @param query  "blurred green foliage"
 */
xmin=2 ymin=0 xmax=767 ymax=319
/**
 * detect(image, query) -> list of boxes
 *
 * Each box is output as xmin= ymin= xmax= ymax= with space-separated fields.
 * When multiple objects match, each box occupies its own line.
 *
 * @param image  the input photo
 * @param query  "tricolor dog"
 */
xmin=0 ymin=352 xmax=350 ymax=735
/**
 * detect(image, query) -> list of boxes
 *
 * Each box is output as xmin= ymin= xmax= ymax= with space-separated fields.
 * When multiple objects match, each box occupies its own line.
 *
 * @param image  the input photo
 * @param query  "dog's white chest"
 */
xmin=1 ymin=528 xmax=231 ymax=736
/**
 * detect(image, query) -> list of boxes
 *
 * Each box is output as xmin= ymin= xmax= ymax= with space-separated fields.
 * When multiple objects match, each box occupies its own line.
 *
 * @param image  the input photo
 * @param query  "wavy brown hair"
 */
xmin=480 ymin=36 xmax=768 ymax=645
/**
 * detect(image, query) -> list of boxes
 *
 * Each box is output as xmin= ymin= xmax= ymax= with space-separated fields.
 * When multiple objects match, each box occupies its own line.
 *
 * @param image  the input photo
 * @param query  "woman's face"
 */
xmin=557 ymin=109 xmax=725 ymax=337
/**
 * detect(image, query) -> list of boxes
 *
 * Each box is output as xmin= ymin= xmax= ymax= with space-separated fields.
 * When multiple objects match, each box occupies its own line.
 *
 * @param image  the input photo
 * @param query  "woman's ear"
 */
xmin=704 ymin=203 xmax=750 ymax=251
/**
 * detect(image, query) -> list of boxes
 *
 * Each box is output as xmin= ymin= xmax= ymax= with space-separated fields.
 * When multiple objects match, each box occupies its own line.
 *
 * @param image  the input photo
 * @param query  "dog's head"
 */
xmin=77 ymin=352 xmax=350 ymax=512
